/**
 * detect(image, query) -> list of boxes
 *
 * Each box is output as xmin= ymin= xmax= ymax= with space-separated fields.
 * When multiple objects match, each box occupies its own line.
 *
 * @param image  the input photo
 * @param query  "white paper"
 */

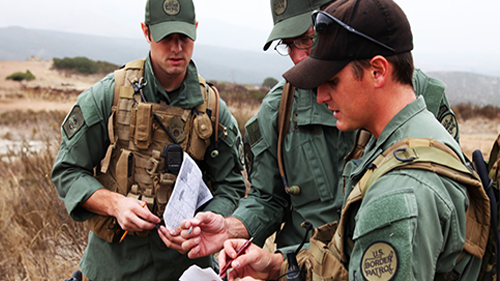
xmin=163 ymin=152 xmax=213 ymax=230
xmin=179 ymin=264 xmax=222 ymax=281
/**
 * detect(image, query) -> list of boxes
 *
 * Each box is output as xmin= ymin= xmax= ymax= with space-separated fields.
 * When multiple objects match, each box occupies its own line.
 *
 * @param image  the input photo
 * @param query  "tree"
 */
xmin=262 ymin=77 xmax=278 ymax=89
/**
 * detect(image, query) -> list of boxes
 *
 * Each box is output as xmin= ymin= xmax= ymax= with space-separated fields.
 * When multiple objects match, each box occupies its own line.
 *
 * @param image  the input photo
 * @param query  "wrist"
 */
xmin=225 ymin=216 xmax=250 ymax=239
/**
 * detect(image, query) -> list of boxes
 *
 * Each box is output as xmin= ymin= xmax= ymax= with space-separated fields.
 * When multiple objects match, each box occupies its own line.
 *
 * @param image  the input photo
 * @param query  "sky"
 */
xmin=1 ymin=0 xmax=499 ymax=76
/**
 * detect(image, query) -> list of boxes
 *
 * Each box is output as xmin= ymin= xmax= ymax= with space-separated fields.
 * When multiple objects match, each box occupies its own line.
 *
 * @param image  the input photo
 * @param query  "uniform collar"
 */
xmin=143 ymin=56 xmax=204 ymax=108
xmin=350 ymin=96 xmax=427 ymax=178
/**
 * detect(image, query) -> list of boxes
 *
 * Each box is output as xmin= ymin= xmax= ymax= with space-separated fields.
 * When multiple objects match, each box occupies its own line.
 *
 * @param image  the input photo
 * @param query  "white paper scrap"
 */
xmin=163 ymin=152 xmax=213 ymax=230
xmin=179 ymin=264 xmax=222 ymax=281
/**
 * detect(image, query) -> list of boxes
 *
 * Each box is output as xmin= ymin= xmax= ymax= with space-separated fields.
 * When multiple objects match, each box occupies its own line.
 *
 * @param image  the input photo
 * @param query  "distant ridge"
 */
xmin=428 ymin=71 xmax=500 ymax=107
xmin=0 ymin=26 xmax=293 ymax=84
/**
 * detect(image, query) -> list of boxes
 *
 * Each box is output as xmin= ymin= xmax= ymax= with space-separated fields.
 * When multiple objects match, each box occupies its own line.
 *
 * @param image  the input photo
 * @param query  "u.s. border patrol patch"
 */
xmin=63 ymin=106 xmax=85 ymax=140
xmin=273 ymin=0 xmax=287 ymax=16
xmin=361 ymin=241 xmax=398 ymax=281
xmin=163 ymin=0 xmax=180 ymax=16
xmin=440 ymin=113 xmax=458 ymax=139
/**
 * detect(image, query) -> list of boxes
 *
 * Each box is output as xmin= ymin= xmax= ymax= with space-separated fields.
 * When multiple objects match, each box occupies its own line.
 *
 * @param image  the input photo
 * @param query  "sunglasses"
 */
xmin=311 ymin=10 xmax=395 ymax=53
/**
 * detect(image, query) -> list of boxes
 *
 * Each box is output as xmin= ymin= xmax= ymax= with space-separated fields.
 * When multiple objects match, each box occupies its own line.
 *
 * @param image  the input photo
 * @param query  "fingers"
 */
xmin=158 ymin=226 xmax=187 ymax=254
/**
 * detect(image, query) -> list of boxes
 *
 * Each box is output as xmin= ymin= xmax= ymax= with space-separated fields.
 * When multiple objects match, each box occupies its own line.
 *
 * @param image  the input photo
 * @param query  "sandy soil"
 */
xmin=1 ymin=59 xmax=499 ymax=160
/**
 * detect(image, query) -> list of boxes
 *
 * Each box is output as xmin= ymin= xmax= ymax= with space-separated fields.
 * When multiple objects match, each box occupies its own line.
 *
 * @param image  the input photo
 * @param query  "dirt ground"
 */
xmin=1 ymin=59 xmax=499 ymax=160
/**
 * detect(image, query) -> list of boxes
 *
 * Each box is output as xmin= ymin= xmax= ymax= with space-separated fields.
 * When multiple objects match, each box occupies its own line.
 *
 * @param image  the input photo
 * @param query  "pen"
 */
xmin=187 ymin=225 xmax=193 ymax=234
xmin=119 ymin=200 xmax=147 ymax=243
xmin=219 ymin=237 xmax=254 ymax=277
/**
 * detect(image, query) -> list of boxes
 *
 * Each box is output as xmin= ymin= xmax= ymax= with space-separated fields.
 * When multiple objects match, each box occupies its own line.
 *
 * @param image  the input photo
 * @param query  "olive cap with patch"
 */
xmin=283 ymin=0 xmax=413 ymax=89
xmin=264 ymin=0 xmax=333 ymax=51
xmin=145 ymin=0 xmax=196 ymax=42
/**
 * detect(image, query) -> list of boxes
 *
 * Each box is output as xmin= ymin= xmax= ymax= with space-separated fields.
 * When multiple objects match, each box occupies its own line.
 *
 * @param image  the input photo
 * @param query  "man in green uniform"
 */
xmin=217 ymin=0 xmax=486 ymax=280
xmin=51 ymin=0 xmax=246 ymax=280
xmin=159 ymin=0 xmax=460 ymax=259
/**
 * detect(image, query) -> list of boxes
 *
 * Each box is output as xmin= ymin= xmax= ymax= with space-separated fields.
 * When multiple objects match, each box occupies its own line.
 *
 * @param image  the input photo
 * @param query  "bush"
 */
xmin=53 ymin=57 xmax=99 ymax=74
xmin=262 ymin=77 xmax=278 ymax=89
xmin=6 ymin=69 xmax=36 ymax=81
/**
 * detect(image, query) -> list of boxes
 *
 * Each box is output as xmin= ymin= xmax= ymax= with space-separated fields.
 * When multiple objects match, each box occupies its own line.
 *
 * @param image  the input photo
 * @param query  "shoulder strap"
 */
xmin=358 ymin=138 xmax=490 ymax=259
xmin=198 ymin=75 xmax=223 ymax=158
xmin=100 ymin=59 xmax=145 ymax=173
xmin=277 ymin=81 xmax=297 ymax=195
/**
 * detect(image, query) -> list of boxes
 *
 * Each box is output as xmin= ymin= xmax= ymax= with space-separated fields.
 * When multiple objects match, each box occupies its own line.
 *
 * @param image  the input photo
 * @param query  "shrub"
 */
xmin=53 ymin=57 xmax=99 ymax=74
xmin=6 ymin=69 xmax=36 ymax=81
xmin=262 ymin=77 xmax=278 ymax=89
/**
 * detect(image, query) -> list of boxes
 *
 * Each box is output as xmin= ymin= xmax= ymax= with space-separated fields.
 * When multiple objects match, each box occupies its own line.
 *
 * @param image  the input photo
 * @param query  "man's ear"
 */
xmin=370 ymin=55 xmax=389 ymax=88
xmin=141 ymin=22 xmax=151 ymax=43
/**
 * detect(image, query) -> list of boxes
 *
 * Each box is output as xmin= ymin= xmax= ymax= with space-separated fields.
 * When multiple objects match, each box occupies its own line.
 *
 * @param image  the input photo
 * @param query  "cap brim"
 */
xmin=283 ymin=56 xmax=350 ymax=89
xmin=263 ymin=12 xmax=312 ymax=51
xmin=150 ymin=21 xmax=196 ymax=42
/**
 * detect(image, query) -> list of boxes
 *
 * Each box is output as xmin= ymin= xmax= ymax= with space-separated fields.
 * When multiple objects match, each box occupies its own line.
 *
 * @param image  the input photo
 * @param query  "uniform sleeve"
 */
xmin=232 ymin=86 xmax=290 ymax=246
xmin=51 ymin=74 xmax=115 ymax=222
xmin=199 ymin=98 xmax=246 ymax=217
xmin=413 ymin=68 xmax=460 ymax=142
xmin=348 ymin=171 xmax=467 ymax=281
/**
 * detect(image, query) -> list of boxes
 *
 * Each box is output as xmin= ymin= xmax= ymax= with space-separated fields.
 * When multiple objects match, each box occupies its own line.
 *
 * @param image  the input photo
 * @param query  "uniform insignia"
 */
xmin=273 ymin=0 xmax=287 ymax=16
xmin=168 ymin=116 xmax=186 ymax=143
xmin=361 ymin=241 xmax=398 ymax=281
xmin=440 ymin=113 xmax=458 ymax=139
xmin=163 ymin=0 xmax=180 ymax=16
xmin=237 ymin=137 xmax=245 ymax=167
xmin=63 ymin=106 xmax=85 ymax=140
xmin=246 ymin=118 xmax=262 ymax=147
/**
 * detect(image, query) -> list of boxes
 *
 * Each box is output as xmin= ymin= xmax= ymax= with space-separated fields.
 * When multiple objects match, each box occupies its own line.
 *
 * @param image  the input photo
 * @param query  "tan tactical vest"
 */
xmin=87 ymin=59 xmax=223 ymax=243
xmin=292 ymin=138 xmax=490 ymax=281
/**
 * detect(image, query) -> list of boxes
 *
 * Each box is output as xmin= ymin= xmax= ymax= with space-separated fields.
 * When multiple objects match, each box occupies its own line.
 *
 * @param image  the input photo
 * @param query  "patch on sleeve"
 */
xmin=440 ymin=113 xmax=458 ymax=139
xmin=245 ymin=118 xmax=262 ymax=147
xmin=63 ymin=106 xmax=85 ymax=140
xmin=361 ymin=241 xmax=399 ymax=281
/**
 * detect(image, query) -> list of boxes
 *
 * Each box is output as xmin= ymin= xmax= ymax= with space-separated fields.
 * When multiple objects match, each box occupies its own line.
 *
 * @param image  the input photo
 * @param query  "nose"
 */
xmin=289 ymin=46 xmax=310 ymax=65
xmin=171 ymin=35 xmax=182 ymax=52
xmin=316 ymin=84 xmax=330 ymax=105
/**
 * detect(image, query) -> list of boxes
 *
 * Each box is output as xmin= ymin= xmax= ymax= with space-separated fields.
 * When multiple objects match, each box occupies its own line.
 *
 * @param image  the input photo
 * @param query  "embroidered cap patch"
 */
xmin=361 ymin=241 xmax=398 ymax=281
xmin=63 ymin=106 xmax=85 ymax=140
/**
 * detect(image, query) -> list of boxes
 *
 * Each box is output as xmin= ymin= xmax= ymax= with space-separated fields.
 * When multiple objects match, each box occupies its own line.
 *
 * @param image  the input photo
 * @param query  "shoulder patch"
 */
xmin=361 ymin=241 xmax=399 ymax=281
xmin=440 ymin=113 xmax=458 ymax=139
xmin=245 ymin=118 xmax=262 ymax=147
xmin=63 ymin=106 xmax=85 ymax=140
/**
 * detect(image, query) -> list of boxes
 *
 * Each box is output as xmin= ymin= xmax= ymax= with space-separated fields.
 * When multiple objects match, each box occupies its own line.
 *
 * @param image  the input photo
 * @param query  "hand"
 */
xmin=114 ymin=197 xmax=161 ymax=232
xmin=219 ymin=239 xmax=283 ymax=281
xmin=178 ymin=212 xmax=230 ymax=259
xmin=158 ymin=225 xmax=188 ymax=254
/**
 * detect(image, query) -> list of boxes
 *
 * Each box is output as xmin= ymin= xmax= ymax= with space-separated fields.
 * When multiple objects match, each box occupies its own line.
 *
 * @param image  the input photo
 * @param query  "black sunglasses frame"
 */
xmin=311 ymin=10 xmax=395 ymax=53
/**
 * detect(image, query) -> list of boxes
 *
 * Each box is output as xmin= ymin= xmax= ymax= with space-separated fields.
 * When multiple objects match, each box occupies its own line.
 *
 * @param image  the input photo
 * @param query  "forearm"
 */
xmin=225 ymin=216 xmax=250 ymax=239
xmin=80 ymin=188 xmax=124 ymax=217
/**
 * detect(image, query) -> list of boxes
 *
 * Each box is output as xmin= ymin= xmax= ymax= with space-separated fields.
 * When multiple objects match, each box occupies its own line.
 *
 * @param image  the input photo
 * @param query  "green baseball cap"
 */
xmin=264 ymin=0 xmax=333 ymax=51
xmin=145 ymin=0 xmax=196 ymax=42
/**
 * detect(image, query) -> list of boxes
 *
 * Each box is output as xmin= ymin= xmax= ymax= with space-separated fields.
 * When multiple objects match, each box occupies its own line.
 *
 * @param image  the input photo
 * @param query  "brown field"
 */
xmin=0 ymin=60 xmax=498 ymax=280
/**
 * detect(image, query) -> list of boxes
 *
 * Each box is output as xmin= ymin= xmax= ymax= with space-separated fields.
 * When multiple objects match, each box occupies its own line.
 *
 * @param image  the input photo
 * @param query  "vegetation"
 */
xmin=53 ymin=56 xmax=118 ymax=74
xmin=6 ymin=69 xmax=36 ymax=81
xmin=262 ymin=77 xmax=278 ymax=89
xmin=452 ymin=103 xmax=500 ymax=121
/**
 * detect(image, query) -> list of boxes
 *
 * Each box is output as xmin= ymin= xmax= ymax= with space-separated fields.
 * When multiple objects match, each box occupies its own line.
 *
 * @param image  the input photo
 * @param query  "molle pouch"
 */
xmin=115 ymin=149 xmax=134 ymax=196
xmin=154 ymin=173 xmax=177 ymax=217
xmin=86 ymin=172 xmax=124 ymax=243
xmin=134 ymin=103 xmax=153 ymax=150
xmin=307 ymin=222 xmax=349 ymax=280
xmin=188 ymin=112 xmax=212 ymax=160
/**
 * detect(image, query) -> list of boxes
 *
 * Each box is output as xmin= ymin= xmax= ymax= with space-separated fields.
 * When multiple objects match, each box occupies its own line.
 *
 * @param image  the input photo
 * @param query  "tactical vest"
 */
xmin=87 ymin=59 xmax=223 ymax=243
xmin=298 ymin=138 xmax=490 ymax=281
